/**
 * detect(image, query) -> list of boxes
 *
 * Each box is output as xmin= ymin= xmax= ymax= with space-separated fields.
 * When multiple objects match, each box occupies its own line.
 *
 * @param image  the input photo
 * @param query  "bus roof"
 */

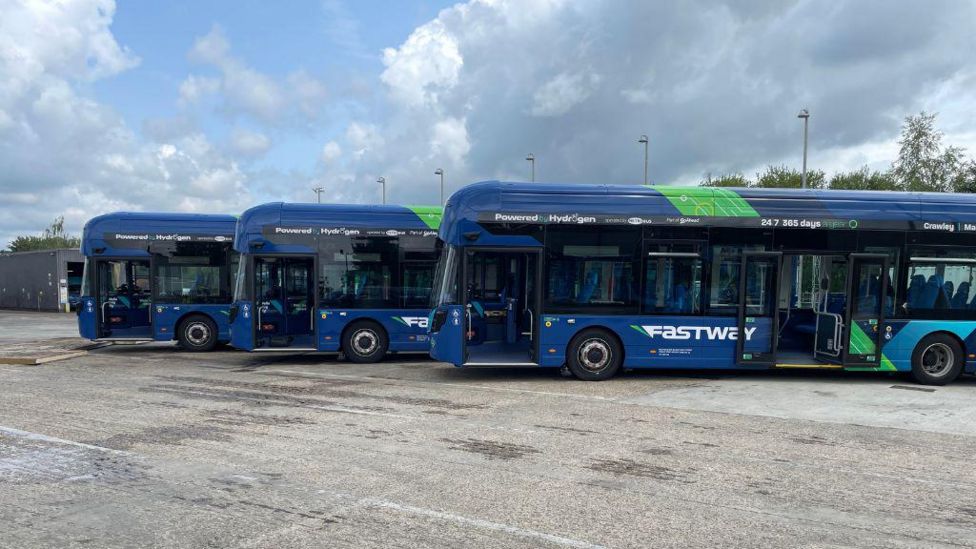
xmin=234 ymin=202 xmax=442 ymax=252
xmin=81 ymin=212 xmax=238 ymax=256
xmin=440 ymin=181 xmax=976 ymax=244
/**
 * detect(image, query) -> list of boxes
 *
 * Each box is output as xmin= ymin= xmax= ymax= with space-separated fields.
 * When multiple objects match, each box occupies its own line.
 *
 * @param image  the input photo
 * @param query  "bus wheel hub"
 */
xmin=187 ymin=323 xmax=209 ymax=345
xmin=921 ymin=343 xmax=953 ymax=376
xmin=353 ymin=330 xmax=378 ymax=355
xmin=580 ymin=339 xmax=610 ymax=371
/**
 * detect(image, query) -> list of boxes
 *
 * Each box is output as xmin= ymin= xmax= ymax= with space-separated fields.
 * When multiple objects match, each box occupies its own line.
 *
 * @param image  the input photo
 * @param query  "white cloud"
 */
xmin=530 ymin=72 xmax=601 ymax=117
xmin=184 ymin=25 xmax=327 ymax=125
xmin=0 ymin=1 xmax=253 ymax=247
xmin=321 ymin=141 xmax=342 ymax=163
xmin=381 ymin=19 xmax=463 ymax=108
xmin=429 ymin=117 xmax=470 ymax=164
xmin=178 ymin=75 xmax=220 ymax=105
xmin=229 ymin=128 xmax=272 ymax=157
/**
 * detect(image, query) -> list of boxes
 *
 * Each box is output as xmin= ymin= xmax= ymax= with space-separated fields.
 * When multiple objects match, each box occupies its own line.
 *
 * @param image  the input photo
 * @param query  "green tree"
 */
xmin=700 ymin=173 xmax=750 ymax=187
xmin=828 ymin=167 xmax=901 ymax=191
xmin=7 ymin=216 xmax=81 ymax=252
xmin=892 ymin=111 xmax=966 ymax=192
xmin=951 ymin=160 xmax=976 ymax=193
xmin=754 ymin=165 xmax=826 ymax=189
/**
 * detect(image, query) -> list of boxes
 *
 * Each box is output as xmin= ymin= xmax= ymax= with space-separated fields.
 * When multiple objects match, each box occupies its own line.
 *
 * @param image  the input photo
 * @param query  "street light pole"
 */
xmin=377 ymin=176 xmax=386 ymax=204
xmin=312 ymin=186 xmax=324 ymax=203
xmin=434 ymin=168 xmax=444 ymax=205
xmin=797 ymin=109 xmax=810 ymax=189
xmin=525 ymin=153 xmax=535 ymax=182
xmin=638 ymin=134 xmax=649 ymax=185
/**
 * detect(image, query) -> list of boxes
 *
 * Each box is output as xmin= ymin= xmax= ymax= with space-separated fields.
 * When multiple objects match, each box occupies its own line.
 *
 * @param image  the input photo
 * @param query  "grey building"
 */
xmin=0 ymin=249 xmax=84 ymax=312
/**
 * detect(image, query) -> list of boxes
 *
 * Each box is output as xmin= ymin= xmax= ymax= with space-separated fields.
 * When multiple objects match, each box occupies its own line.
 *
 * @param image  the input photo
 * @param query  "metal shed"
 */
xmin=0 ymin=248 xmax=85 ymax=311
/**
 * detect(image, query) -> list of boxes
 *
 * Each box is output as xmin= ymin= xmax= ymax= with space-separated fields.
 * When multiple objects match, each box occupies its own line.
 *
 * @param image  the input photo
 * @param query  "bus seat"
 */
xmin=917 ymin=275 xmax=944 ymax=309
xmin=944 ymin=281 xmax=955 ymax=303
xmin=117 ymin=295 xmax=132 ymax=309
xmin=470 ymin=301 xmax=485 ymax=317
xmin=270 ymin=299 xmax=284 ymax=314
xmin=577 ymin=270 xmax=599 ymax=303
xmin=671 ymin=283 xmax=689 ymax=313
xmin=906 ymin=275 xmax=926 ymax=306
xmin=951 ymin=282 xmax=970 ymax=309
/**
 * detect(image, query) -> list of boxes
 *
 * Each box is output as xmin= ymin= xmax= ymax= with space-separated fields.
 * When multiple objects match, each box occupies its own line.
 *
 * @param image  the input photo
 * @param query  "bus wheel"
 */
xmin=566 ymin=329 xmax=622 ymax=381
xmin=343 ymin=321 xmax=389 ymax=364
xmin=178 ymin=315 xmax=218 ymax=352
xmin=911 ymin=334 xmax=963 ymax=385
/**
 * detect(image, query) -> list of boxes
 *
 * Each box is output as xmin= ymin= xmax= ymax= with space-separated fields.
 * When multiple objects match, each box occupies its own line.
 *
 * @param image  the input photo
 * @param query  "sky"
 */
xmin=1 ymin=0 xmax=975 ymax=247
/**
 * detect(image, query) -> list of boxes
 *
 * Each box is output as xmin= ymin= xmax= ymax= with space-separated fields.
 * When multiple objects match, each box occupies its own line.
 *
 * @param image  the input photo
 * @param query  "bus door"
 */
xmin=736 ymin=252 xmax=781 ymax=366
xmin=813 ymin=256 xmax=846 ymax=363
xmin=841 ymin=254 xmax=888 ymax=367
xmin=254 ymin=256 xmax=315 ymax=349
xmin=94 ymin=259 xmax=152 ymax=339
xmin=462 ymin=247 xmax=541 ymax=365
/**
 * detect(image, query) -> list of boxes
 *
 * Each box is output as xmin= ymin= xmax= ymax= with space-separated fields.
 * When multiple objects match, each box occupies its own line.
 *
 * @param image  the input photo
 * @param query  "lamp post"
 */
xmin=312 ymin=186 xmax=324 ymax=203
xmin=434 ymin=168 xmax=444 ymax=205
xmin=525 ymin=153 xmax=535 ymax=182
xmin=797 ymin=109 xmax=810 ymax=189
xmin=377 ymin=176 xmax=386 ymax=204
xmin=638 ymin=134 xmax=648 ymax=185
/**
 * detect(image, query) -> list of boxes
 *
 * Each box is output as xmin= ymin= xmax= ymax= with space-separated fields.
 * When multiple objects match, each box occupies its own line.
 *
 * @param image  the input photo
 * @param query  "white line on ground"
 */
xmin=361 ymin=498 xmax=606 ymax=549
xmin=0 ymin=425 xmax=130 ymax=455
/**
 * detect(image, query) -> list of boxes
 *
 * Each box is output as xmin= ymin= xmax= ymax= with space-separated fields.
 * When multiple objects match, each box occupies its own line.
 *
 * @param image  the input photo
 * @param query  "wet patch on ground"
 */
xmin=440 ymin=438 xmax=541 ymax=461
xmin=87 ymin=424 xmax=232 ymax=451
xmin=789 ymin=434 xmax=837 ymax=446
xmin=533 ymin=424 xmax=598 ymax=435
xmin=139 ymin=384 xmax=394 ymax=413
xmin=154 ymin=375 xmax=486 ymax=411
xmin=204 ymin=409 xmax=315 ymax=427
xmin=639 ymin=447 xmax=674 ymax=456
xmin=585 ymin=458 xmax=694 ymax=482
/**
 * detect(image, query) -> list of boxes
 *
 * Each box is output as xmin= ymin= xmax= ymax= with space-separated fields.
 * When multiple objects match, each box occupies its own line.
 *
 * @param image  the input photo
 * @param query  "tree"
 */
xmin=828 ymin=167 xmax=901 ymax=191
xmin=951 ymin=160 xmax=976 ymax=194
xmin=700 ymin=173 xmax=750 ymax=187
xmin=892 ymin=111 xmax=966 ymax=192
xmin=7 ymin=216 xmax=81 ymax=252
xmin=754 ymin=165 xmax=826 ymax=189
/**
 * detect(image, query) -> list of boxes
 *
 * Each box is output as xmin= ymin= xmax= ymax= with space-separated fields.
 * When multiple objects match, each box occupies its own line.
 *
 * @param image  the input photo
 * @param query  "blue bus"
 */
xmin=78 ymin=212 xmax=238 ymax=351
xmin=228 ymin=203 xmax=441 ymax=363
xmin=429 ymin=181 xmax=976 ymax=385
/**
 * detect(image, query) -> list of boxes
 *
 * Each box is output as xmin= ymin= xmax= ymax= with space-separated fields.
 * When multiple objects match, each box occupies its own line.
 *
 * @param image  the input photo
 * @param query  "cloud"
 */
xmin=0 ymin=1 xmax=253 ymax=247
xmin=530 ymin=72 xmax=601 ymax=117
xmin=321 ymin=141 xmax=342 ymax=163
xmin=229 ymin=128 xmax=272 ymax=157
xmin=184 ymin=25 xmax=328 ymax=125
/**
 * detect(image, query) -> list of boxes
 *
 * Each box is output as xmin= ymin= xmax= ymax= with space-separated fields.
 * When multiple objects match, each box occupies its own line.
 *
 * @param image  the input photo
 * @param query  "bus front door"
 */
xmin=94 ymin=259 xmax=152 ymax=339
xmin=736 ymin=252 xmax=781 ymax=366
xmin=842 ymin=254 xmax=888 ymax=367
xmin=462 ymin=248 xmax=541 ymax=366
xmin=254 ymin=256 xmax=316 ymax=349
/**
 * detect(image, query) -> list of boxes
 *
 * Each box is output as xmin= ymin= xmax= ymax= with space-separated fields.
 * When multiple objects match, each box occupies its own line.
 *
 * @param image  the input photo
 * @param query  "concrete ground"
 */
xmin=1 ymin=313 xmax=976 ymax=547
xmin=0 ymin=309 xmax=79 ymax=343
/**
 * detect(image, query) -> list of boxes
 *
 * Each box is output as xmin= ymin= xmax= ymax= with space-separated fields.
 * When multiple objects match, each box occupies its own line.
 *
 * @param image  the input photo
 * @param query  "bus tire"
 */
xmin=178 ymin=315 xmax=218 ymax=352
xmin=910 ymin=333 xmax=963 ymax=385
xmin=343 ymin=321 xmax=389 ymax=363
xmin=566 ymin=328 xmax=622 ymax=381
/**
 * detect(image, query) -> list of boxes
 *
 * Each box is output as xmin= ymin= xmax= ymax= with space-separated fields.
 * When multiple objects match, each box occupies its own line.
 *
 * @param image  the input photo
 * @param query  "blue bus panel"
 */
xmin=230 ymin=202 xmax=441 ymax=363
xmin=429 ymin=181 xmax=976 ymax=384
xmin=78 ymin=212 xmax=237 ymax=351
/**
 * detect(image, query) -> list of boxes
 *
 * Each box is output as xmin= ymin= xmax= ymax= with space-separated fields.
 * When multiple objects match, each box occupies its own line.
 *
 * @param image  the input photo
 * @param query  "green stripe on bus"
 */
xmin=407 ymin=206 xmax=443 ymax=230
xmin=848 ymin=323 xmax=876 ymax=355
xmin=648 ymin=187 xmax=759 ymax=217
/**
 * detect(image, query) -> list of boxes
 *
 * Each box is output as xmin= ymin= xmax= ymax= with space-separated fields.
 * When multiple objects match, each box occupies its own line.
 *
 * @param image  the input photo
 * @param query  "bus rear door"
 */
xmin=842 ymin=254 xmax=888 ymax=367
xmin=736 ymin=252 xmax=781 ymax=366
xmin=253 ymin=256 xmax=316 ymax=350
xmin=89 ymin=259 xmax=152 ymax=339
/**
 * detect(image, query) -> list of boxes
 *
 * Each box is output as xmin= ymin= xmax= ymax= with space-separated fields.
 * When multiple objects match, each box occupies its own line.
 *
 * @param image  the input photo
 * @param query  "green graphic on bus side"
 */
xmin=848 ymin=323 xmax=877 ymax=355
xmin=406 ymin=206 xmax=443 ymax=230
xmin=649 ymin=187 xmax=760 ymax=218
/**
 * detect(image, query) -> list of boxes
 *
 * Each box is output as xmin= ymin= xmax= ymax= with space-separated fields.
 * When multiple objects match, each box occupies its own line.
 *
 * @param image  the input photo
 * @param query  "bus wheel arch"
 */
xmin=564 ymin=326 xmax=624 ymax=381
xmin=909 ymin=331 xmax=964 ymax=385
xmin=177 ymin=313 xmax=219 ymax=352
xmin=342 ymin=319 xmax=390 ymax=363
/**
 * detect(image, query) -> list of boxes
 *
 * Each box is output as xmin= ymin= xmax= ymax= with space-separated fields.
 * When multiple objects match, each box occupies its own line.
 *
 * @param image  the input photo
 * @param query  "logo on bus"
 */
xmin=393 ymin=316 xmax=428 ymax=328
xmin=630 ymin=325 xmax=756 ymax=341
